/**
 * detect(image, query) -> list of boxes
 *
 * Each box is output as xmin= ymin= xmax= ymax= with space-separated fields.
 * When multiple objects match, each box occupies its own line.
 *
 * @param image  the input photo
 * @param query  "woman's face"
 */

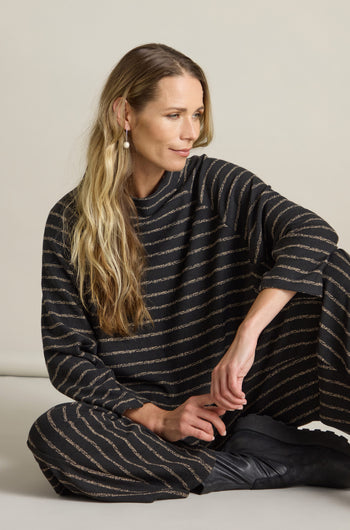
xmin=127 ymin=74 xmax=204 ymax=181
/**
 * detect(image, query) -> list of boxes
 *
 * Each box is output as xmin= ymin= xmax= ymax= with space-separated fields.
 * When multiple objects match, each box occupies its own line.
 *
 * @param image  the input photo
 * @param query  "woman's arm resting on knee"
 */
xmin=210 ymin=288 xmax=296 ymax=410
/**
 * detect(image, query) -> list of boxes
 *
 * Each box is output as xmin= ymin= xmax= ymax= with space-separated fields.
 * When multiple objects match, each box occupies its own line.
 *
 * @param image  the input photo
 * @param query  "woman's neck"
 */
xmin=131 ymin=169 xmax=165 ymax=199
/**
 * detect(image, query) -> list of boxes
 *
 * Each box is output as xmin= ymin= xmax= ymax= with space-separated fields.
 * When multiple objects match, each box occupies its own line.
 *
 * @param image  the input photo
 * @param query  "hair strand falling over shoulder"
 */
xmin=70 ymin=43 xmax=213 ymax=336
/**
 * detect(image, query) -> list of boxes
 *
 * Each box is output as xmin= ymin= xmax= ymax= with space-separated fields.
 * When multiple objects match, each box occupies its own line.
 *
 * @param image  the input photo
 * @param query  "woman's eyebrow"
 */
xmin=164 ymin=106 xmax=205 ymax=112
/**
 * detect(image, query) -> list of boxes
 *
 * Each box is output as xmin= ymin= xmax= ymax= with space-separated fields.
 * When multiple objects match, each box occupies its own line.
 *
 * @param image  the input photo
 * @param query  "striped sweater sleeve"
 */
xmin=41 ymin=199 xmax=147 ymax=415
xmin=200 ymin=157 xmax=338 ymax=297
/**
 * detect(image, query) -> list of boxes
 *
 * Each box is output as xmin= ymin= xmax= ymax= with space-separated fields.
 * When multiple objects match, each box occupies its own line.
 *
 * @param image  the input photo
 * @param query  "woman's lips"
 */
xmin=170 ymin=148 xmax=191 ymax=157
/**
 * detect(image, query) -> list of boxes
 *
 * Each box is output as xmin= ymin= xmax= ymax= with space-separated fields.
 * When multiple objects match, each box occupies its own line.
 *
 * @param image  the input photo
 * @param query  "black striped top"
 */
xmin=42 ymin=155 xmax=338 ymax=415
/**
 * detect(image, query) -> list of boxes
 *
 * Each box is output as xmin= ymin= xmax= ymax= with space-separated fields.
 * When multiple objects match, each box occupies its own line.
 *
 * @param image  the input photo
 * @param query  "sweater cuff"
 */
xmin=111 ymin=394 xmax=148 ymax=416
xmin=259 ymin=269 xmax=323 ymax=298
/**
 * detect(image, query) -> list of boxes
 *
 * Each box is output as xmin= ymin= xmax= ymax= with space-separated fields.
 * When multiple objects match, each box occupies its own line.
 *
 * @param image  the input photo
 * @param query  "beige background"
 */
xmin=1 ymin=0 xmax=349 ymax=376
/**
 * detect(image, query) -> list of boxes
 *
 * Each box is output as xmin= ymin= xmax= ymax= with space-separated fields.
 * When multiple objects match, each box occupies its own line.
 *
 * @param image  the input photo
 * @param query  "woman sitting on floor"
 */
xmin=28 ymin=43 xmax=350 ymax=502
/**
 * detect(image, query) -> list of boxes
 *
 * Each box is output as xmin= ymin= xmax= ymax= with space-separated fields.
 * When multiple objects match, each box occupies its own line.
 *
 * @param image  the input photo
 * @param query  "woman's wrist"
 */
xmin=123 ymin=402 xmax=166 ymax=436
xmin=236 ymin=317 xmax=262 ymax=342
xmin=238 ymin=288 xmax=296 ymax=340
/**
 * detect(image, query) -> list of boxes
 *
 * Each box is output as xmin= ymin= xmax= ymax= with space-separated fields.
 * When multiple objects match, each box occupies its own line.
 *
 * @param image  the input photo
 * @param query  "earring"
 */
xmin=123 ymin=129 xmax=130 ymax=149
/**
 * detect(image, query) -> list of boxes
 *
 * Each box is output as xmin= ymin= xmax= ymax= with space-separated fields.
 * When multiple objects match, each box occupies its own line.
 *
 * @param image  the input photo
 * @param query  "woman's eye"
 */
xmin=166 ymin=112 xmax=203 ymax=120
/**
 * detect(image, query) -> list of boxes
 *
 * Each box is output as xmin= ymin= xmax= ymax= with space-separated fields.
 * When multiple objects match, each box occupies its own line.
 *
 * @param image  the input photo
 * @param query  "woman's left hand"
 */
xmin=210 ymin=327 xmax=257 ymax=410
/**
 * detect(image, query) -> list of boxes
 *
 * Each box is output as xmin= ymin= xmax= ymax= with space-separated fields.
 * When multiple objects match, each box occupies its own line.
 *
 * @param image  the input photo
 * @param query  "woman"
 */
xmin=28 ymin=43 xmax=350 ymax=502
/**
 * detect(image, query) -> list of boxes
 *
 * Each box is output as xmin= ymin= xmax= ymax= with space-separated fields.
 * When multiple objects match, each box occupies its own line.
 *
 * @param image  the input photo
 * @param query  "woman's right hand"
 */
xmin=123 ymin=394 xmax=227 ymax=443
xmin=157 ymin=394 xmax=227 ymax=442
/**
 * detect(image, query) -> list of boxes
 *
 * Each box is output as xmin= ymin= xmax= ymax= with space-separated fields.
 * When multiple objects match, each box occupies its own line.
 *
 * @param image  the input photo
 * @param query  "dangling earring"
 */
xmin=123 ymin=129 xmax=130 ymax=149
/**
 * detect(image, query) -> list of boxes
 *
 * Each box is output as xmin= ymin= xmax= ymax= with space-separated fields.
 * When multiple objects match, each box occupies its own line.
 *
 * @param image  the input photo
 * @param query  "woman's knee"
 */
xmin=27 ymin=402 xmax=77 ymax=459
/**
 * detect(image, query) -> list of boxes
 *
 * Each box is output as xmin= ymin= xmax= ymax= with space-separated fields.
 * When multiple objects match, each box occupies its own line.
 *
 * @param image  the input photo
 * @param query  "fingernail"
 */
xmin=223 ymin=430 xmax=227 ymax=436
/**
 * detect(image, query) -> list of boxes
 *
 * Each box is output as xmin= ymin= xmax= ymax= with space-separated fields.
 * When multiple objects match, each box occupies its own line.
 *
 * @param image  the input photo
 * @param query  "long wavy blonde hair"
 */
xmin=71 ymin=43 xmax=213 ymax=336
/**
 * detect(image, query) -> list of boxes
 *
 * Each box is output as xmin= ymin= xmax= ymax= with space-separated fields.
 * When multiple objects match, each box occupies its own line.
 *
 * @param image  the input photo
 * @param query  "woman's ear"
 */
xmin=113 ymin=98 xmax=132 ymax=131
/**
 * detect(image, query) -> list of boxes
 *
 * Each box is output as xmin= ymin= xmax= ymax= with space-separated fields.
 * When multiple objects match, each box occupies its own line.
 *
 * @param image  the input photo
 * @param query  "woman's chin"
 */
xmin=165 ymin=157 xmax=189 ymax=173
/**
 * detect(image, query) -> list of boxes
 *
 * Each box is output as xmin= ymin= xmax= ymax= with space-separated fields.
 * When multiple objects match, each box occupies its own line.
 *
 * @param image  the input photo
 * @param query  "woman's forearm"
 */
xmin=238 ymin=287 xmax=296 ymax=340
xmin=210 ymin=287 xmax=297 ymax=409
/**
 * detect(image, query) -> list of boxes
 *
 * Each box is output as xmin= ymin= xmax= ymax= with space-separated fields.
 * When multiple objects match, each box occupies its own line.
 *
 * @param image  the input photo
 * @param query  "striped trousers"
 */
xmin=27 ymin=249 xmax=350 ymax=502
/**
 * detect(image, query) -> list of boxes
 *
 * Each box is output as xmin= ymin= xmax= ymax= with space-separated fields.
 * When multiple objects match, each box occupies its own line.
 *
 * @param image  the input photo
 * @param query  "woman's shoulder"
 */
xmin=45 ymin=189 xmax=78 ymax=229
xmin=186 ymin=154 xmax=255 ymax=181
xmin=186 ymin=154 xmax=227 ymax=172
xmin=43 ymin=189 xmax=79 ymax=253
xmin=185 ymin=154 xmax=259 ymax=201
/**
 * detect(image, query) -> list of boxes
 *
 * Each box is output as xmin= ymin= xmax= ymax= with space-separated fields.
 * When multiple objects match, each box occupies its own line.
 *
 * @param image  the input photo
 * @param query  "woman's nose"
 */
xmin=180 ymin=117 xmax=198 ymax=141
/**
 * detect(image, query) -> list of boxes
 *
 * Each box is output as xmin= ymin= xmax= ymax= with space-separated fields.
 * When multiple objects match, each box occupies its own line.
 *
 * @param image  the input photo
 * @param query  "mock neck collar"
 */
xmin=132 ymin=168 xmax=184 ymax=217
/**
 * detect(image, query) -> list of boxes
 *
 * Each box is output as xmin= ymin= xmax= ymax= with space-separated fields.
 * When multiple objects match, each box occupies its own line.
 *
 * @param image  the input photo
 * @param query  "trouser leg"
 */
xmin=27 ymin=401 xmax=215 ymax=503
xmin=28 ymin=402 xmax=350 ymax=501
xmin=317 ymin=248 xmax=350 ymax=431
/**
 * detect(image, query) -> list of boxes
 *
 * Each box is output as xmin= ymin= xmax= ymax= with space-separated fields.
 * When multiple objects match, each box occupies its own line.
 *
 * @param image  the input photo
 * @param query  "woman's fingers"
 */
xmin=184 ymin=411 xmax=226 ymax=440
xmin=190 ymin=417 xmax=215 ymax=438
xmin=211 ymin=365 xmax=247 ymax=410
xmin=190 ymin=394 xmax=228 ymax=436
xmin=212 ymin=393 xmax=245 ymax=410
xmin=180 ymin=395 xmax=228 ymax=439
xmin=193 ymin=393 xmax=217 ymax=407
xmin=198 ymin=407 xmax=227 ymax=436
xmin=228 ymin=370 xmax=245 ymax=397
xmin=160 ymin=394 xmax=228 ymax=442
xmin=204 ymin=405 xmax=226 ymax=416
xmin=187 ymin=426 xmax=216 ymax=442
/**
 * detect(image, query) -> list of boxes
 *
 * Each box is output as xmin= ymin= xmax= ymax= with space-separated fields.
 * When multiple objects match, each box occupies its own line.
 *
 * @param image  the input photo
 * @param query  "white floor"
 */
xmin=1 ymin=376 xmax=349 ymax=530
